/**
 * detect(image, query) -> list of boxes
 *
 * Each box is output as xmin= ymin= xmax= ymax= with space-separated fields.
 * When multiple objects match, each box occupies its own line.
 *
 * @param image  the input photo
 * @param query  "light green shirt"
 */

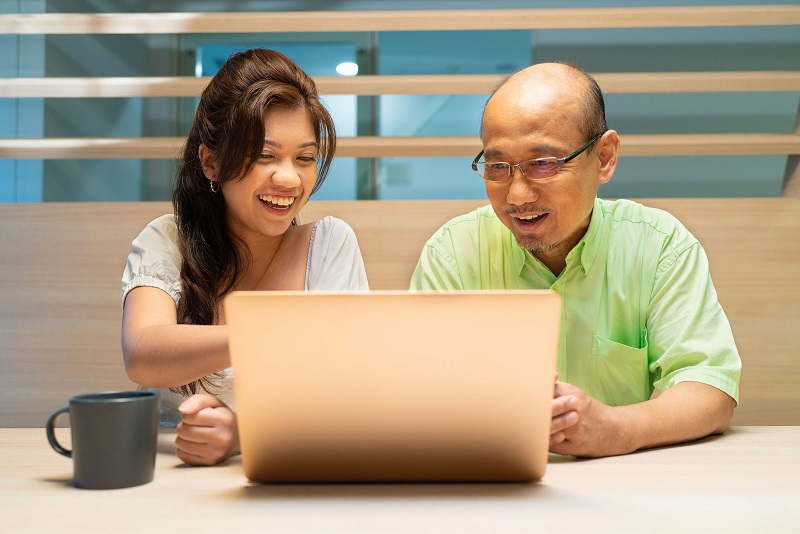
xmin=410 ymin=198 xmax=740 ymax=406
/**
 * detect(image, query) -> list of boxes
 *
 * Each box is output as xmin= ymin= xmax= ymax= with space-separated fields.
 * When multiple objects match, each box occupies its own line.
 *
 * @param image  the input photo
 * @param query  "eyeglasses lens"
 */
xmin=520 ymin=158 xmax=558 ymax=179
xmin=480 ymin=158 xmax=559 ymax=181
xmin=481 ymin=163 xmax=509 ymax=181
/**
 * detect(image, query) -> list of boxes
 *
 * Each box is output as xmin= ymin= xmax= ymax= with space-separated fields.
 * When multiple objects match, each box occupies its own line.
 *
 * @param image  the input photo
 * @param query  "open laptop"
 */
xmin=224 ymin=290 xmax=561 ymax=483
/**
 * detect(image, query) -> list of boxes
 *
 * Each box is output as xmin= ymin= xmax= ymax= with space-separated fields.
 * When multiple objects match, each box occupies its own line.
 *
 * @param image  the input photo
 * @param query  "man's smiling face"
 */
xmin=481 ymin=64 xmax=615 ymax=273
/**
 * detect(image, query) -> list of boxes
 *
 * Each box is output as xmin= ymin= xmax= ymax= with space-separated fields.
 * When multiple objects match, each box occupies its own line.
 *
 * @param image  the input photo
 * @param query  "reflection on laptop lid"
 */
xmin=225 ymin=290 xmax=560 ymax=483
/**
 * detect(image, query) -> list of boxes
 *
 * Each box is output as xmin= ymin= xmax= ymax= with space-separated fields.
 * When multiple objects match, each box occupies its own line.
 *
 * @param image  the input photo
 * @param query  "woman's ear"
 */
xmin=596 ymin=130 xmax=620 ymax=186
xmin=198 ymin=144 xmax=218 ymax=181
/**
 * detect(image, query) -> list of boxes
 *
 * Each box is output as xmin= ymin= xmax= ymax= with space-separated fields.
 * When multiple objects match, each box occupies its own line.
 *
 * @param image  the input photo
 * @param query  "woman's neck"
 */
xmin=234 ymin=232 xmax=286 ymax=291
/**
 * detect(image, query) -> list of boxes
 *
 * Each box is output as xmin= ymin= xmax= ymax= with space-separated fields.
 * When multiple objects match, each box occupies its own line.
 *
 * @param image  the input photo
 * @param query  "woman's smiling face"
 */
xmin=220 ymin=104 xmax=318 ymax=246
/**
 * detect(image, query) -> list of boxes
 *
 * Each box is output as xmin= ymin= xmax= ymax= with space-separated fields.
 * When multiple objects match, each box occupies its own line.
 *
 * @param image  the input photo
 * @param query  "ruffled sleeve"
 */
xmin=121 ymin=214 xmax=182 ymax=308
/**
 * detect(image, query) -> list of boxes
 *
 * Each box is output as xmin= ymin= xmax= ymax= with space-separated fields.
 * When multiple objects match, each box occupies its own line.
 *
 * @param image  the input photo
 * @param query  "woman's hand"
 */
xmin=175 ymin=394 xmax=239 ymax=466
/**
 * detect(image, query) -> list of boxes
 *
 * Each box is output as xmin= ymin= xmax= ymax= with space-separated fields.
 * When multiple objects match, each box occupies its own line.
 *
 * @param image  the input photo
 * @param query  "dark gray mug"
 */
xmin=46 ymin=391 xmax=159 ymax=489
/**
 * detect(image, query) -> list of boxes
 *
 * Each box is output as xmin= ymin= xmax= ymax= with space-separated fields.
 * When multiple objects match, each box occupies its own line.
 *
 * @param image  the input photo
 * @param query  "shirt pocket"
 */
xmin=591 ymin=335 xmax=650 ymax=406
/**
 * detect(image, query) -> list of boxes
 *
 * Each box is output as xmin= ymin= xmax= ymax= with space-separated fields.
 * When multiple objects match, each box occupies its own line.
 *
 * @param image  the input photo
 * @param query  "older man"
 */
xmin=410 ymin=63 xmax=740 ymax=458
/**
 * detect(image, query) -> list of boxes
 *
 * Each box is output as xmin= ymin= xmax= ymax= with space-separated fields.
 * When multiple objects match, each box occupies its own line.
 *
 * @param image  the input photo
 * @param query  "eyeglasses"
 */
xmin=471 ymin=132 xmax=605 ymax=182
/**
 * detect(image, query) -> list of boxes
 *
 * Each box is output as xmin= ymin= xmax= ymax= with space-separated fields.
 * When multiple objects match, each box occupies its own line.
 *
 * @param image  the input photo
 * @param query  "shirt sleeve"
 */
xmin=647 ymin=241 xmax=741 ymax=404
xmin=306 ymin=216 xmax=369 ymax=291
xmin=409 ymin=234 xmax=465 ymax=290
xmin=120 ymin=214 xmax=182 ymax=308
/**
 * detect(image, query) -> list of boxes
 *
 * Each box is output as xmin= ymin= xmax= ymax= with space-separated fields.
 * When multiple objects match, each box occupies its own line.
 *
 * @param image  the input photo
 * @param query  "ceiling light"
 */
xmin=336 ymin=62 xmax=358 ymax=76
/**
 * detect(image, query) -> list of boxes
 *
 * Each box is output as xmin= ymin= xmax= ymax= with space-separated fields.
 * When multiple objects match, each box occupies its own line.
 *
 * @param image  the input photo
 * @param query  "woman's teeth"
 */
xmin=258 ymin=195 xmax=295 ymax=209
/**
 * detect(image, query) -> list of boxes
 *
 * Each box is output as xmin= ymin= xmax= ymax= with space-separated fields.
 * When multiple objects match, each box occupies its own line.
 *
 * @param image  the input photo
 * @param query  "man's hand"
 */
xmin=550 ymin=379 xmax=735 ymax=458
xmin=550 ymin=380 xmax=632 ymax=458
xmin=176 ymin=394 xmax=239 ymax=466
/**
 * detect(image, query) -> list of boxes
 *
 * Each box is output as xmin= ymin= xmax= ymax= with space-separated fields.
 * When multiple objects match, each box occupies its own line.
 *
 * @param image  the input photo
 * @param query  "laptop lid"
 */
xmin=225 ymin=290 xmax=560 ymax=483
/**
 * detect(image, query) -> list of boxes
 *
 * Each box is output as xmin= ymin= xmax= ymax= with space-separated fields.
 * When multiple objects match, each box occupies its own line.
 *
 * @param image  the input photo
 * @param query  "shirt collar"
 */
xmin=575 ymin=197 xmax=603 ymax=275
xmin=511 ymin=233 xmax=526 ymax=275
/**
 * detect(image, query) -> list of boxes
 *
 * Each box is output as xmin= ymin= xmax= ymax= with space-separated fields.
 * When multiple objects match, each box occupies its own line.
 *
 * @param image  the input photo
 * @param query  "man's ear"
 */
xmin=596 ymin=130 xmax=619 ymax=186
xmin=198 ymin=144 xmax=218 ymax=181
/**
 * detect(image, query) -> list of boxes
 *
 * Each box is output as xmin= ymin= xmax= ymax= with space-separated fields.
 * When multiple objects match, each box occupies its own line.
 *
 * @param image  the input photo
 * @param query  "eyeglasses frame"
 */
xmin=471 ymin=131 xmax=606 ymax=182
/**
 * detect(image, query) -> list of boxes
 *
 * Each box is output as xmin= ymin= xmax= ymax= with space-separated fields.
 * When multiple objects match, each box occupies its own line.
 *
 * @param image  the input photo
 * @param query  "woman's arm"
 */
xmin=121 ymin=286 xmax=230 ymax=388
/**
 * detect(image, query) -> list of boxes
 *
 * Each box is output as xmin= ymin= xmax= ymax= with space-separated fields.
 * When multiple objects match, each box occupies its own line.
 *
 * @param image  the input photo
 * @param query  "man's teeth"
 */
xmin=258 ymin=195 xmax=295 ymax=208
xmin=518 ymin=213 xmax=544 ymax=220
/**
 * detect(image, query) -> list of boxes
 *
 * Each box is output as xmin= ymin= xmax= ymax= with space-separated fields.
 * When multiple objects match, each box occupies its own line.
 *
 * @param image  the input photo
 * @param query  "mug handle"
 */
xmin=46 ymin=407 xmax=72 ymax=458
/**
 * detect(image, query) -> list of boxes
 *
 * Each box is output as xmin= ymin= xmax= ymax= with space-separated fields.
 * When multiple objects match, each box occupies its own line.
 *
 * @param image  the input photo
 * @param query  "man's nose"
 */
xmin=506 ymin=167 xmax=539 ymax=205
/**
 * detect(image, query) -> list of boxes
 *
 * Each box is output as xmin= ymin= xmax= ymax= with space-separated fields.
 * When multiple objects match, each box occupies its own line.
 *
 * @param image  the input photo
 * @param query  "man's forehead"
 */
xmin=489 ymin=81 xmax=578 ymax=115
xmin=485 ymin=101 xmax=578 ymax=142
xmin=482 ymin=97 xmax=584 ymax=148
xmin=482 ymin=130 xmax=583 ymax=161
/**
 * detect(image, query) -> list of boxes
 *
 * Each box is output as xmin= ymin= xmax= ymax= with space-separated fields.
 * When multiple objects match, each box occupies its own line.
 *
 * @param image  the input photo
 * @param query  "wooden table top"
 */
xmin=2 ymin=426 xmax=799 ymax=533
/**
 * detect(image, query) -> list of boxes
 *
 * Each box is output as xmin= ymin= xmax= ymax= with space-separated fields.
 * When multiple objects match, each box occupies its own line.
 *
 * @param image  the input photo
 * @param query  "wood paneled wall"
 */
xmin=1 ymin=199 xmax=798 ymax=426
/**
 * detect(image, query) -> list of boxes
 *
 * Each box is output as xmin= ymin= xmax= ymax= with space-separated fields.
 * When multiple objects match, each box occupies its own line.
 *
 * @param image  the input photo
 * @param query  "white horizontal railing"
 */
xmin=2 ymin=71 xmax=800 ymax=98
xmin=2 ymin=6 xmax=799 ymax=34
xmin=2 ymin=134 xmax=799 ymax=159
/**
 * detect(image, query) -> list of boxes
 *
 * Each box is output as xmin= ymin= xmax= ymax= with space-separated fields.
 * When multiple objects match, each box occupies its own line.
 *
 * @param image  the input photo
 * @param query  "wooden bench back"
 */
xmin=1 ymin=199 xmax=798 ymax=427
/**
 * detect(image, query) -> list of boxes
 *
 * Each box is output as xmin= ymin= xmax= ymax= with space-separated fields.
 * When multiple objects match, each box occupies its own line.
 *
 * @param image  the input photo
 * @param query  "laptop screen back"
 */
xmin=225 ymin=290 xmax=561 ymax=483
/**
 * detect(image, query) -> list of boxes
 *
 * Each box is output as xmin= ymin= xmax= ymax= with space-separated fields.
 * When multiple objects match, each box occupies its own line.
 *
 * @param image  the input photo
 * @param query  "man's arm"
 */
xmin=550 ymin=380 xmax=735 ymax=457
xmin=549 ymin=235 xmax=739 ymax=458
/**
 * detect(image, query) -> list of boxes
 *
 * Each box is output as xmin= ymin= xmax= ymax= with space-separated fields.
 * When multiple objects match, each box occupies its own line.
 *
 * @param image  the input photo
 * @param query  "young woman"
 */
xmin=121 ymin=48 xmax=368 ymax=466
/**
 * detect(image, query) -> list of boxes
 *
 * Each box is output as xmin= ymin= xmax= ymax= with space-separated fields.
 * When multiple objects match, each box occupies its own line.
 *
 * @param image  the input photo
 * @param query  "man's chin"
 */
xmin=515 ymin=236 xmax=558 ymax=253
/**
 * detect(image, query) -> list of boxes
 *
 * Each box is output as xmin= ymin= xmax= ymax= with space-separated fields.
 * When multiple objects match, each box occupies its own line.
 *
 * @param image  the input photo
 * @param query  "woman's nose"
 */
xmin=270 ymin=159 xmax=302 ymax=188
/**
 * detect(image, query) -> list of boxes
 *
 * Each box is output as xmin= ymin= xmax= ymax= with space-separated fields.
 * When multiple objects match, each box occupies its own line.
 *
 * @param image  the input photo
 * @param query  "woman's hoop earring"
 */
xmin=209 ymin=180 xmax=219 ymax=193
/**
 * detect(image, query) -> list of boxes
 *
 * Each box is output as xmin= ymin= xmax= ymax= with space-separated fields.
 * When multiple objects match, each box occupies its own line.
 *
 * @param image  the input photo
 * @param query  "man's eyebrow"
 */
xmin=483 ymin=144 xmax=564 ymax=160
xmin=263 ymin=139 xmax=319 ymax=149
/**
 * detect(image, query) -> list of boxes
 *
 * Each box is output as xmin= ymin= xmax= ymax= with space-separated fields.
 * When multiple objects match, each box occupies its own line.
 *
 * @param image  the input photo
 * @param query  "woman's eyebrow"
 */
xmin=262 ymin=139 xmax=318 ymax=149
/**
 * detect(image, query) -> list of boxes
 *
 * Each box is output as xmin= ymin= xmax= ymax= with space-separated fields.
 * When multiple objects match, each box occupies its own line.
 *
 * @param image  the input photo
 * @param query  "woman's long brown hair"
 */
xmin=172 ymin=48 xmax=336 ymax=395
